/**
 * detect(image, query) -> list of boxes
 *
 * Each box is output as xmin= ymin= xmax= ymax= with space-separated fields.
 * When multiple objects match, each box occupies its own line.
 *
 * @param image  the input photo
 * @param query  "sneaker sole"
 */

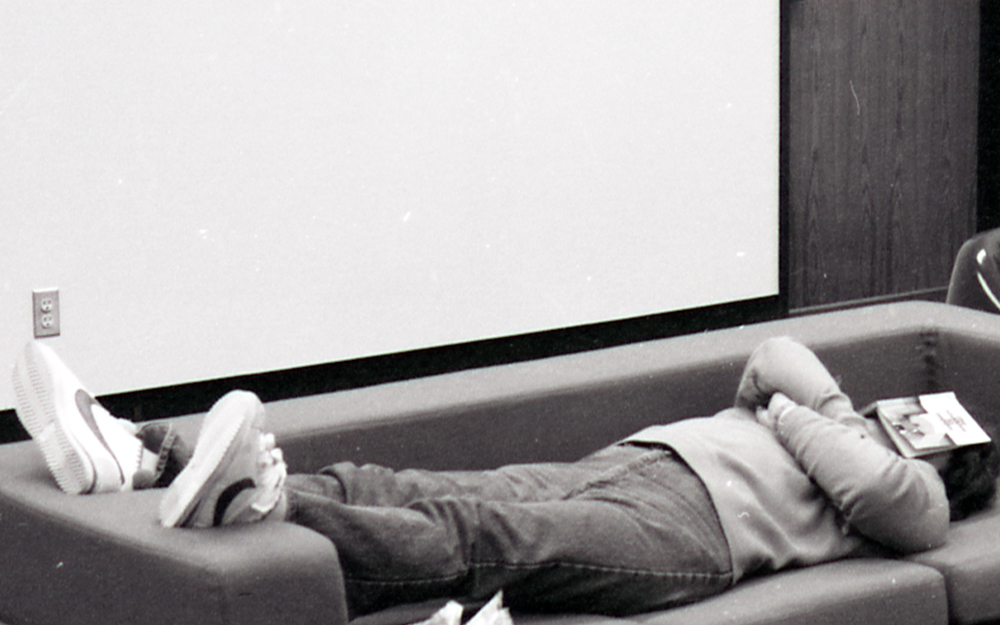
xmin=12 ymin=344 xmax=94 ymax=494
xmin=159 ymin=391 xmax=258 ymax=527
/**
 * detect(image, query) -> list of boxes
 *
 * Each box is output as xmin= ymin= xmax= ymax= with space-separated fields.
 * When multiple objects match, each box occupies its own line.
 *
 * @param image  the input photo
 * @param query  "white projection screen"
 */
xmin=1 ymin=2 xmax=781 ymax=410
xmin=231 ymin=1 xmax=780 ymax=359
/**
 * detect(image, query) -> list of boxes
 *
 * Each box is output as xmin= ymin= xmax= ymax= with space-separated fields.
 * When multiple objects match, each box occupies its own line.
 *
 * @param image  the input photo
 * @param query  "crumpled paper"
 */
xmin=412 ymin=592 xmax=512 ymax=625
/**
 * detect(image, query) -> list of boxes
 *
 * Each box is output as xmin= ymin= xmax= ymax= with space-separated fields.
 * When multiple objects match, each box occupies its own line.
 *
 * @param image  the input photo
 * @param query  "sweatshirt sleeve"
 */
xmin=774 ymin=403 xmax=949 ymax=553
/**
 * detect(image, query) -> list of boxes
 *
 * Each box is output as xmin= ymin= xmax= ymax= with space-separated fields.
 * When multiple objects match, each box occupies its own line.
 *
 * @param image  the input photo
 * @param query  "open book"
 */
xmin=863 ymin=391 xmax=992 ymax=459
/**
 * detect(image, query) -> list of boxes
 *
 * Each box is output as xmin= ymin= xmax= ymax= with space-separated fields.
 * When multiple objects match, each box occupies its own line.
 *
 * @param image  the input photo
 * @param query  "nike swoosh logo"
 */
xmin=214 ymin=478 xmax=256 ymax=526
xmin=75 ymin=389 xmax=125 ymax=484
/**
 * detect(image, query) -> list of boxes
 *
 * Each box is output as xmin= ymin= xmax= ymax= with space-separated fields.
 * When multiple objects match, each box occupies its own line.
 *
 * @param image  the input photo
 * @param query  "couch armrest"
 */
xmin=0 ymin=442 xmax=349 ymax=625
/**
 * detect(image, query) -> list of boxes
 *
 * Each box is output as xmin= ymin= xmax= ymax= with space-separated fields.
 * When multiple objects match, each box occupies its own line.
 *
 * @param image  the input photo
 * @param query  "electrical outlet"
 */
xmin=33 ymin=288 xmax=60 ymax=338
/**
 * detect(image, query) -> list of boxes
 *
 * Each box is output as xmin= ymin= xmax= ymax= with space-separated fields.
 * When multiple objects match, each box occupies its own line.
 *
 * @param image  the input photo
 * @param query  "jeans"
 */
xmin=285 ymin=443 xmax=732 ymax=617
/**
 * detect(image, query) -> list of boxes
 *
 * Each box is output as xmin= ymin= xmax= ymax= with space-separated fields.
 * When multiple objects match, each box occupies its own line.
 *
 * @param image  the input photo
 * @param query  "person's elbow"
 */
xmin=843 ymin=467 xmax=950 ymax=553
xmin=883 ymin=502 xmax=949 ymax=553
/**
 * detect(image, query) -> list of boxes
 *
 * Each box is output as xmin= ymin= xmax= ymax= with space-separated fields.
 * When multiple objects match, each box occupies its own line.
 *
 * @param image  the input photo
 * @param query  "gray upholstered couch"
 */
xmin=3 ymin=301 xmax=1000 ymax=625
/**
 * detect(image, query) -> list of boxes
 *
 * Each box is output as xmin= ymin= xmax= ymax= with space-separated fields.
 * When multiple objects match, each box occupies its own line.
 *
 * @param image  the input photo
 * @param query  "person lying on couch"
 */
xmin=11 ymin=337 xmax=1000 ymax=618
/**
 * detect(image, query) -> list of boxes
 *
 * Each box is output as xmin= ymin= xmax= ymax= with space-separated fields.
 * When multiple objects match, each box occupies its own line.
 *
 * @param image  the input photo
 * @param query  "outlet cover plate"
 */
xmin=33 ymin=288 xmax=60 ymax=338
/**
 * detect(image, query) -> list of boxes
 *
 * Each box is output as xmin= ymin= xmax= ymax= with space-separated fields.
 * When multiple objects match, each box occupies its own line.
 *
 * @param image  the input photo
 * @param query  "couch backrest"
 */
xmin=263 ymin=302 xmax=1000 ymax=474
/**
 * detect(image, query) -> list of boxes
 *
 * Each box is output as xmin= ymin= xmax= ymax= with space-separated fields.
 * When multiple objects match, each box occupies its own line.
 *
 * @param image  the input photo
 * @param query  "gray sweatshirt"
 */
xmin=624 ymin=335 xmax=949 ymax=583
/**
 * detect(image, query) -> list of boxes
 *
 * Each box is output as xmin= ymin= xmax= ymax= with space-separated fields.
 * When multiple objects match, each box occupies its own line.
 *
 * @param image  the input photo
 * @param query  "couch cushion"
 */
xmin=909 ymin=502 xmax=1000 ymax=624
xmin=348 ymin=559 xmax=947 ymax=625
xmin=522 ymin=559 xmax=948 ymax=625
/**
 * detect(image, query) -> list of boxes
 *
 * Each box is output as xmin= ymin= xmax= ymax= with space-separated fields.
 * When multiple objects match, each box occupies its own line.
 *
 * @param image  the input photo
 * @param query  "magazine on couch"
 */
xmin=862 ymin=391 xmax=992 ymax=459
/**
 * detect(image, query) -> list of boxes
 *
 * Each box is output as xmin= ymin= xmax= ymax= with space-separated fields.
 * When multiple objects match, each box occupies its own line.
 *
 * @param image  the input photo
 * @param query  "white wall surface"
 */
xmin=0 ymin=2 xmax=780 ymax=411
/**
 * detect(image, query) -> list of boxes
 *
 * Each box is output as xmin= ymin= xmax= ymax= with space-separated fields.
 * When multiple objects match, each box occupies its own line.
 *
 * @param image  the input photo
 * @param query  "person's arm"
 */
xmin=735 ymin=336 xmax=857 ymax=423
xmin=766 ymin=393 xmax=949 ymax=553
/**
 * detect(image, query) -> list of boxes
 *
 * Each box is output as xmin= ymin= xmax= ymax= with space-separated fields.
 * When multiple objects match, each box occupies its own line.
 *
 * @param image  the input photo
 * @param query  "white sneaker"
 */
xmin=11 ymin=342 xmax=145 ymax=494
xmin=159 ymin=390 xmax=287 ymax=528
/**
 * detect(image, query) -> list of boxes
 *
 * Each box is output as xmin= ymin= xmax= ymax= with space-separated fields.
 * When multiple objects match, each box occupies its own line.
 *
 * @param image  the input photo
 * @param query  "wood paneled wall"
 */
xmin=786 ymin=0 xmax=980 ymax=309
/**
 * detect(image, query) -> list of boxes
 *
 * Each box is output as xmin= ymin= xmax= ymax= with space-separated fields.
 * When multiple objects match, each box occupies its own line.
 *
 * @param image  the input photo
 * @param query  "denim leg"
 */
xmin=286 ymin=444 xmax=635 ymax=507
xmin=286 ymin=447 xmax=731 ymax=617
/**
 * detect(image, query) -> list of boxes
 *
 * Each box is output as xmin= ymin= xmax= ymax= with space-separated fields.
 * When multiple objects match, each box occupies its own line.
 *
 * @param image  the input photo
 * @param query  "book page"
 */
xmin=918 ymin=392 xmax=992 ymax=447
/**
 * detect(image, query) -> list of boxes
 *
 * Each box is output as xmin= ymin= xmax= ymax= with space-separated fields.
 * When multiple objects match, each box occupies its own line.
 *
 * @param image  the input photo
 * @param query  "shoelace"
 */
xmin=249 ymin=433 xmax=287 ymax=515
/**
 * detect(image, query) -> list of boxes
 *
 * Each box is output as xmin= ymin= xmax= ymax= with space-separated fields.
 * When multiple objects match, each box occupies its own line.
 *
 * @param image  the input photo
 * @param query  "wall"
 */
xmin=786 ymin=0 xmax=980 ymax=309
